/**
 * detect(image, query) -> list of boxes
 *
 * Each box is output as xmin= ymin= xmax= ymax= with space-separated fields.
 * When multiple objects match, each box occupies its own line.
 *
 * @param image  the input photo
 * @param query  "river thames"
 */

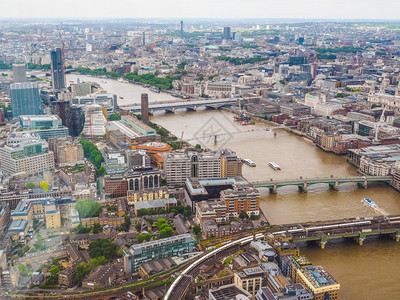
xmin=67 ymin=74 xmax=400 ymax=299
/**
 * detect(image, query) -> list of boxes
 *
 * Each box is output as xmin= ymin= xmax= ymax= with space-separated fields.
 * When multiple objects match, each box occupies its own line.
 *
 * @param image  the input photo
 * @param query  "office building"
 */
xmin=81 ymin=104 xmax=107 ymax=139
xmin=123 ymin=234 xmax=197 ymax=273
xmin=7 ymin=219 xmax=28 ymax=241
xmin=209 ymin=284 xmax=251 ymax=300
xmin=12 ymin=64 xmax=27 ymax=83
xmin=223 ymin=27 xmax=231 ymax=40
xmin=104 ymin=169 xmax=161 ymax=198
xmin=48 ymin=137 xmax=84 ymax=167
xmin=45 ymin=201 xmax=61 ymax=229
xmin=234 ymin=267 xmax=267 ymax=296
xmin=163 ymin=149 xmax=242 ymax=185
xmin=19 ymin=115 xmax=69 ymax=140
xmin=141 ymin=93 xmax=149 ymax=125
xmin=67 ymin=104 xmax=85 ymax=137
xmin=50 ymin=48 xmax=65 ymax=90
xmin=10 ymin=82 xmax=43 ymax=118
xmin=0 ymin=139 xmax=54 ymax=177
xmin=296 ymin=266 xmax=340 ymax=300
xmin=126 ymin=149 xmax=151 ymax=169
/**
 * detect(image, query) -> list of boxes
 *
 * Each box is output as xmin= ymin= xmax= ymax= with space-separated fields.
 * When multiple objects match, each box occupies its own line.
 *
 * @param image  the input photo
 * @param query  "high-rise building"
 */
xmin=12 ymin=64 xmax=27 ymax=83
xmin=223 ymin=27 xmax=231 ymax=40
xmin=142 ymin=32 xmax=146 ymax=46
xmin=10 ymin=82 xmax=43 ymax=118
xmin=180 ymin=20 xmax=184 ymax=39
xmin=81 ymin=104 xmax=107 ymax=140
xmin=0 ymin=139 xmax=54 ymax=177
xmin=50 ymin=48 xmax=65 ymax=90
xmin=141 ymin=93 xmax=149 ymax=125
xmin=67 ymin=104 xmax=85 ymax=137
xmin=163 ymin=149 xmax=243 ymax=185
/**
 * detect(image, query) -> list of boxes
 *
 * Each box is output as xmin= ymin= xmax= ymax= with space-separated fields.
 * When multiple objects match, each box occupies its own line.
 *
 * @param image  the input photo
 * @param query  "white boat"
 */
xmin=269 ymin=162 xmax=281 ymax=170
xmin=362 ymin=198 xmax=378 ymax=209
xmin=243 ymin=159 xmax=256 ymax=167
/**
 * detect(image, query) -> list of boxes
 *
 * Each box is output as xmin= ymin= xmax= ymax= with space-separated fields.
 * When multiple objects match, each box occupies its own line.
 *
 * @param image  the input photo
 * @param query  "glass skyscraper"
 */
xmin=10 ymin=82 xmax=43 ymax=118
xmin=50 ymin=48 xmax=65 ymax=90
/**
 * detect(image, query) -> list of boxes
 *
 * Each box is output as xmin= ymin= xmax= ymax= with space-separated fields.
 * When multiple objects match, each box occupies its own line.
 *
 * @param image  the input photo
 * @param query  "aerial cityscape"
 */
xmin=0 ymin=1 xmax=400 ymax=299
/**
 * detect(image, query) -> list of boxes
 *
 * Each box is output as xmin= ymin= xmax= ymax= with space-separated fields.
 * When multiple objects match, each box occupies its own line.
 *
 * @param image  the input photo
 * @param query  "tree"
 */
xmin=184 ymin=206 xmax=192 ymax=218
xmin=26 ymin=182 xmax=35 ymax=189
xmin=74 ymin=264 xmax=89 ymax=283
xmin=239 ymin=211 xmax=249 ymax=219
xmin=18 ymin=264 xmax=27 ymax=276
xmin=195 ymin=144 xmax=202 ymax=149
xmin=98 ymin=166 xmax=106 ymax=176
xmin=40 ymin=181 xmax=49 ymax=191
xmin=92 ymin=223 xmax=102 ymax=234
xmin=193 ymin=225 xmax=201 ymax=235
xmin=144 ymin=233 xmax=152 ymax=242
xmin=75 ymin=199 xmax=102 ymax=218
xmin=159 ymin=226 xmax=173 ymax=239
xmin=159 ymin=223 xmax=170 ymax=230
xmin=137 ymin=233 xmax=145 ymax=243
xmin=89 ymin=239 xmax=119 ymax=259
xmin=109 ymin=113 xmax=121 ymax=121
xmin=157 ymin=218 xmax=167 ymax=228
xmin=75 ymin=223 xmax=91 ymax=234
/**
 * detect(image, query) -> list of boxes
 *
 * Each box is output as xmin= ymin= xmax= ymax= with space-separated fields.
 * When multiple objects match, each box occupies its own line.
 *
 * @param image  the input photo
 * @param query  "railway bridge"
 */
xmin=121 ymin=98 xmax=237 ymax=114
xmin=272 ymin=215 xmax=400 ymax=249
xmin=252 ymin=175 xmax=392 ymax=194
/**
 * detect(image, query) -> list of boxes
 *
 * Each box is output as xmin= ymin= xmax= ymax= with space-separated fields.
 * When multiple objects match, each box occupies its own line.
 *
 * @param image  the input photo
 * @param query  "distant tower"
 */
xmin=180 ymin=20 xmax=184 ymax=39
xmin=50 ymin=48 xmax=65 ymax=90
xmin=12 ymin=64 xmax=27 ymax=83
xmin=10 ymin=82 xmax=43 ymax=118
xmin=142 ymin=32 xmax=146 ymax=46
xmin=141 ymin=93 xmax=149 ymax=125
xmin=223 ymin=27 xmax=231 ymax=40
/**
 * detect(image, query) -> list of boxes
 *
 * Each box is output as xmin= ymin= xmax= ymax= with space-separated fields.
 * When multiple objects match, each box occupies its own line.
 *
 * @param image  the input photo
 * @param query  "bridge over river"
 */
xmin=251 ymin=175 xmax=392 ymax=194
xmin=120 ymin=98 xmax=237 ymax=114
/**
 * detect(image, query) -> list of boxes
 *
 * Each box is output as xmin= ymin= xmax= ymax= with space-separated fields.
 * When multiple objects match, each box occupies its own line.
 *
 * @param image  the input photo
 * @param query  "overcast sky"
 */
xmin=1 ymin=0 xmax=400 ymax=20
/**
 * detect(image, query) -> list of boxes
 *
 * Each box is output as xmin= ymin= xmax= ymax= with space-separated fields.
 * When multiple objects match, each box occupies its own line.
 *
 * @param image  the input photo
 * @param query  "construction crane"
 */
xmin=374 ymin=107 xmax=386 ymax=143
xmin=179 ymin=131 xmax=184 ymax=149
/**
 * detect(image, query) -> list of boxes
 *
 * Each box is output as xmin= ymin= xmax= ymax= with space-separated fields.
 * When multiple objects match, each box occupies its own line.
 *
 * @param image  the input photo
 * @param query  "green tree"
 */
xmin=193 ymin=225 xmax=201 ymax=235
xmin=157 ymin=218 xmax=166 ymax=228
xmin=75 ymin=199 xmax=102 ymax=218
xmin=239 ymin=211 xmax=249 ymax=219
xmin=92 ymin=223 xmax=102 ymax=234
xmin=26 ymin=182 xmax=35 ymax=189
xmin=74 ymin=263 xmax=90 ymax=282
xmin=159 ymin=226 xmax=173 ymax=239
xmin=89 ymin=239 xmax=119 ymax=259
xmin=137 ymin=233 xmax=145 ymax=243
xmin=183 ymin=206 xmax=192 ymax=218
xmin=195 ymin=144 xmax=202 ymax=149
xmin=98 ymin=166 xmax=106 ymax=176
xmin=136 ymin=114 xmax=142 ymax=120
xmin=109 ymin=113 xmax=121 ymax=121
xmin=18 ymin=264 xmax=27 ymax=276
xmin=75 ymin=223 xmax=91 ymax=234
xmin=40 ymin=181 xmax=49 ymax=191
xmin=144 ymin=233 xmax=152 ymax=241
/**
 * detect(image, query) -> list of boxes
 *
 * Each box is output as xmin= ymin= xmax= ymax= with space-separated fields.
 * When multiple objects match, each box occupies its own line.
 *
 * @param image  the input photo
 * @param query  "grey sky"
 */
xmin=1 ymin=0 xmax=399 ymax=20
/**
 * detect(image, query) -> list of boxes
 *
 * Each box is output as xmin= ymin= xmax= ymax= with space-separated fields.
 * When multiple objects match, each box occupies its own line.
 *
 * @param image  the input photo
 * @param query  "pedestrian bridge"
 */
xmin=122 ymin=98 xmax=237 ymax=114
xmin=252 ymin=175 xmax=392 ymax=194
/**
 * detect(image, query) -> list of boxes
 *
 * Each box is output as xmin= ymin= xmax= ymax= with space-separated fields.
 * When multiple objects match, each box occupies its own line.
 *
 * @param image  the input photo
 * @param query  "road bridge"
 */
xmin=121 ymin=98 xmax=237 ymax=114
xmin=252 ymin=175 xmax=392 ymax=194
xmin=271 ymin=215 xmax=400 ymax=249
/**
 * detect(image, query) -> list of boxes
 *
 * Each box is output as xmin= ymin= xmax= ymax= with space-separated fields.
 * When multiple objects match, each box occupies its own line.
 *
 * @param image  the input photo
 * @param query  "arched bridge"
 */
xmin=252 ymin=175 xmax=392 ymax=194
xmin=123 ymin=98 xmax=237 ymax=114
